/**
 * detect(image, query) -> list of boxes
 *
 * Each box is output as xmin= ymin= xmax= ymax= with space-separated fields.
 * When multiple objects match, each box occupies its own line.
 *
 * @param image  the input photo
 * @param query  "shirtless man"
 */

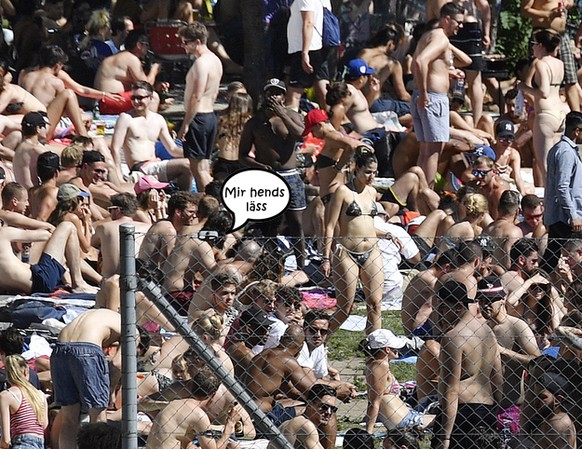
xmin=402 ymin=249 xmax=456 ymax=337
xmin=412 ymin=2 xmax=466 ymax=188
xmin=521 ymin=0 xmax=580 ymax=111
xmin=138 ymin=191 xmax=198 ymax=272
xmin=145 ymin=367 xmax=240 ymax=449
xmin=69 ymin=151 xmax=109 ymax=221
xmin=20 ymin=46 xmax=120 ymax=138
xmin=162 ymin=220 xmax=217 ymax=314
xmin=428 ymin=0 xmax=491 ymax=125
xmin=431 ymin=280 xmax=503 ymax=449
xmin=94 ymin=30 xmax=161 ymax=115
xmin=267 ymin=384 xmax=338 ymax=449
xmin=483 ymin=190 xmax=524 ymax=269
xmin=91 ymin=193 xmax=151 ymax=279
xmin=110 ymin=81 xmax=192 ymax=190
xmin=177 ymin=22 xmax=223 ymax=192
xmin=29 ymin=151 xmax=59 ymax=221
xmin=519 ymin=194 xmax=547 ymax=238
xmin=13 ymin=112 xmax=50 ymax=190
xmin=239 ymin=79 xmax=306 ymax=266
xmin=470 ymin=156 xmax=510 ymax=219
xmin=0 ymin=181 xmax=54 ymax=232
xmin=476 ymin=276 xmax=540 ymax=433
xmin=51 ymin=309 xmax=121 ymax=449
xmin=0 ymin=214 xmax=95 ymax=294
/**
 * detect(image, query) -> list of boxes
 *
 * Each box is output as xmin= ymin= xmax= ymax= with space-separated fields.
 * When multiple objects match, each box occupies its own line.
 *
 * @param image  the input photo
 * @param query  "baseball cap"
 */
xmin=476 ymin=275 xmax=506 ymax=302
xmin=367 ymin=329 xmax=406 ymax=349
xmin=345 ymin=59 xmax=376 ymax=78
xmin=469 ymin=145 xmax=496 ymax=160
xmin=495 ymin=119 xmax=515 ymax=139
xmin=302 ymin=109 xmax=329 ymax=137
xmin=57 ymin=183 xmax=90 ymax=202
xmin=81 ymin=151 xmax=105 ymax=165
xmin=22 ymin=111 xmax=49 ymax=128
xmin=474 ymin=235 xmax=495 ymax=255
xmin=37 ymin=151 xmax=60 ymax=171
xmin=264 ymin=78 xmax=286 ymax=93
xmin=239 ymin=307 xmax=272 ymax=330
xmin=438 ymin=280 xmax=472 ymax=305
xmin=134 ymin=175 xmax=169 ymax=195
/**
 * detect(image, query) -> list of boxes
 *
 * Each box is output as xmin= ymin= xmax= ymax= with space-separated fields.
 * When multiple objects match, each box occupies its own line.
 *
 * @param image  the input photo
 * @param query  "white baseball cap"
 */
xmin=367 ymin=329 xmax=406 ymax=349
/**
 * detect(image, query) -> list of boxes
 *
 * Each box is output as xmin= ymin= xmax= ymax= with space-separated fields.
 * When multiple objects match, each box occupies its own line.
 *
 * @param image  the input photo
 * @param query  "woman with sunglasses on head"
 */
xmin=322 ymin=152 xmax=384 ymax=335
xmin=517 ymin=29 xmax=565 ymax=186
xmin=360 ymin=329 xmax=434 ymax=433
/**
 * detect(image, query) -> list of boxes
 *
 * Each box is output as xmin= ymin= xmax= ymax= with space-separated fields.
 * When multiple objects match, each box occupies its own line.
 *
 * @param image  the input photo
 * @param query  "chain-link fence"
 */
xmin=114 ymin=227 xmax=582 ymax=449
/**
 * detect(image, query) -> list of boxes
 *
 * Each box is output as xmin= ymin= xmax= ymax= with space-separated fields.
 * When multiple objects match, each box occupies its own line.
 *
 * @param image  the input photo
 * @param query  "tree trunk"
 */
xmin=241 ymin=0 xmax=267 ymax=105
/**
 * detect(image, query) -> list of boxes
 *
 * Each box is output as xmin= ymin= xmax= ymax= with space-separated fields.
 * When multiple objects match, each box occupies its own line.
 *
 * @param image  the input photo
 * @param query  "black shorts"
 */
xmin=183 ymin=112 xmax=217 ymax=160
xmin=287 ymin=47 xmax=337 ymax=88
xmin=212 ymin=157 xmax=244 ymax=180
xmin=450 ymin=22 xmax=484 ymax=72
xmin=31 ymin=253 xmax=66 ymax=293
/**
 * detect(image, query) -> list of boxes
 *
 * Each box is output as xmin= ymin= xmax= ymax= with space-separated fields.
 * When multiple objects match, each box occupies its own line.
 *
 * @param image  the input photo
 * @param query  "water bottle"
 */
xmin=515 ymin=90 xmax=525 ymax=117
xmin=93 ymin=103 xmax=100 ymax=120
xmin=21 ymin=243 xmax=30 ymax=263
xmin=453 ymin=77 xmax=465 ymax=95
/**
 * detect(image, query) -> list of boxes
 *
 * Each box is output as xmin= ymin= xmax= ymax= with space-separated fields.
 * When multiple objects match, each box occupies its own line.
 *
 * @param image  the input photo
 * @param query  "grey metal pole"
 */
xmin=138 ymin=277 xmax=293 ymax=449
xmin=120 ymin=224 xmax=138 ymax=449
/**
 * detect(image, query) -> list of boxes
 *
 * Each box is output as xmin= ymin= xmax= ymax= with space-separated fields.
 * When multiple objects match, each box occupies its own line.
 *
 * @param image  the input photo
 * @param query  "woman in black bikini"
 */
xmin=323 ymin=152 xmax=384 ymax=335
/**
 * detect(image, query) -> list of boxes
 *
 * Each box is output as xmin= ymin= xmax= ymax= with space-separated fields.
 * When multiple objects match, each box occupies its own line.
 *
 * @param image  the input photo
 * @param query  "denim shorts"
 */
xmin=410 ymin=91 xmax=450 ymax=143
xmin=51 ymin=342 xmax=110 ymax=409
xmin=11 ymin=434 xmax=44 ymax=449
xmin=398 ymin=408 xmax=424 ymax=428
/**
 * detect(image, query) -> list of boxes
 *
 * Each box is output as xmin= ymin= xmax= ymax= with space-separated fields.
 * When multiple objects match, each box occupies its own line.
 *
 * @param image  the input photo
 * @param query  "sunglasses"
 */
xmin=131 ymin=94 xmax=151 ymax=101
xmin=307 ymin=327 xmax=329 ymax=336
xmin=472 ymin=169 xmax=493 ymax=177
xmin=498 ymin=137 xmax=514 ymax=143
xmin=525 ymin=213 xmax=543 ymax=219
xmin=319 ymin=403 xmax=338 ymax=414
xmin=181 ymin=39 xmax=195 ymax=45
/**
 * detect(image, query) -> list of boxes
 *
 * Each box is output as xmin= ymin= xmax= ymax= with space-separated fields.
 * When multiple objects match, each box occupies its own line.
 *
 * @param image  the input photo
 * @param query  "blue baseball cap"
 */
xmin=469 ymin=145 xmax=495 ymax=160
xmin=345 ymin=59 xmax=375 ymax=78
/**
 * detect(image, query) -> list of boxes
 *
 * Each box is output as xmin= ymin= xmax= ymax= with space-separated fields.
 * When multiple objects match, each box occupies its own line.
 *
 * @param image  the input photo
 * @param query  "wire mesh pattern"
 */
xmin=113 ymin=231 xmax=582 ymax=449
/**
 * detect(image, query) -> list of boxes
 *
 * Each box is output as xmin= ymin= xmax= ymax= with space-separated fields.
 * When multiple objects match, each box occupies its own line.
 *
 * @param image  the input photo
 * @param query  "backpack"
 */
xmin=321 ymin=6 xmax=340 ymax=47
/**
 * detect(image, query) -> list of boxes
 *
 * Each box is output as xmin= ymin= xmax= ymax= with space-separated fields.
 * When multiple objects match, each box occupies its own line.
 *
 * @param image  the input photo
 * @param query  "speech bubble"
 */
xmin=221 ymin=169 xmax=291 ymax=231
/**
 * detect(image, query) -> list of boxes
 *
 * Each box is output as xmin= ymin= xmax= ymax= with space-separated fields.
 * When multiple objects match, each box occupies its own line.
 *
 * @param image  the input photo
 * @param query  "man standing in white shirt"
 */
xmin=286 ymin=0 xmax=336 ymax=109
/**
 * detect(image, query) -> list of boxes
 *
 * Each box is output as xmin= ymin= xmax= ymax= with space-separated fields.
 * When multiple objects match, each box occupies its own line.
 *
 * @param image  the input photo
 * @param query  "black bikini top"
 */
xmin=345 ymin=193 xmax=378 ymax=217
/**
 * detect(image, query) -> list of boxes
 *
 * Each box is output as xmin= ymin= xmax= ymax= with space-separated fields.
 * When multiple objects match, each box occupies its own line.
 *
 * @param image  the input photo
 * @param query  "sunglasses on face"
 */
xmin=307 ymin=326 xmax=329 ymax=336
xmin=472 ymin=169 xmax=493 ymax=177
xmin=525 ymin=213 xmax=543 ymax=219
xmin=131 ymin=94 xmax=150 ymax=101
xmin=498 ymin=137 xmax=514 ymax=143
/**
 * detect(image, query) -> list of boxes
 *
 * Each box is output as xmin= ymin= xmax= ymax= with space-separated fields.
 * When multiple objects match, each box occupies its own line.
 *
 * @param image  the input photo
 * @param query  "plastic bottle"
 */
xmin=515 ymin=90 xmax=525 ymax=117
xmin=93 ymin=103 xmax=100 ymax=120
xmin=21 ymin=243 xmax=30 ymax=263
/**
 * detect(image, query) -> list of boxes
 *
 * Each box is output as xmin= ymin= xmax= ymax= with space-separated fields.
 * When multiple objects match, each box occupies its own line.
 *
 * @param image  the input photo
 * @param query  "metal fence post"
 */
xmin=119 ymin=224 xmax=138 ymax=449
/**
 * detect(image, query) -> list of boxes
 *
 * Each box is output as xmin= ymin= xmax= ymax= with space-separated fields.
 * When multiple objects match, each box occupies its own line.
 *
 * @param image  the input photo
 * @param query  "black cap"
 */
xmin=542 ymin=371 xmax=569 ymax=397
xmin=81 ymin=151 xmax=105 ymax=165
xmin=476 ymin=275 xmax=506 ymax=302
xmin=438 ymin=280 xmax=472 ymax=305
xmin=239 ymin=307 xmax=272 ymax=330
xmin=37 ymin=151 xmax=60 ymax=171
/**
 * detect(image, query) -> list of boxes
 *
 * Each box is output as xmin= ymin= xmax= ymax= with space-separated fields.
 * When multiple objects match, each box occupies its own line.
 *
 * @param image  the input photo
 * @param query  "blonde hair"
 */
xmin=464 ymin=193 xmax=488 ymax=217
xmin=60 ymin=144 xmax=84 ymax=168
xmin=80 ymin=9 xmax=111 ymax=49
xmin=5 ymin=355 xmax=46 ymax=426
xmin=192 ymin=312 xmax=224 ymax=341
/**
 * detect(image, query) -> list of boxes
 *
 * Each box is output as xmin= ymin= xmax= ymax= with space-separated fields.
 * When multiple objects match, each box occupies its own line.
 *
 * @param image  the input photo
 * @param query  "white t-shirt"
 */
xmin=287 ymin=0 xmax=331 ymax=54
xmin=297 ymin=342 xmax=328 ymax=379
xmin=373 ymin=218 xmax=420 ymax=291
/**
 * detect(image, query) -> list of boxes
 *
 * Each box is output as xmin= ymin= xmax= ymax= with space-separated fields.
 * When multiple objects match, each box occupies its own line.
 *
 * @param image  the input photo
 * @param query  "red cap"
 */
xmin=302 ymin=109 xmax=329 ymax=137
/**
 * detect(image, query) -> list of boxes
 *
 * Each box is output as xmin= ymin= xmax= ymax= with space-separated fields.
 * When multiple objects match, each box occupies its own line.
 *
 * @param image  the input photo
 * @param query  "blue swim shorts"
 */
xmin=51 ymin=342 xmax=110 ymax=409
xmin=31 ymin=253 xmax=66 ymax=294
xmin=410 ymin=91 xmax=450 ymax=143
xmin=277 ymin=169 xmax=306 ymax=211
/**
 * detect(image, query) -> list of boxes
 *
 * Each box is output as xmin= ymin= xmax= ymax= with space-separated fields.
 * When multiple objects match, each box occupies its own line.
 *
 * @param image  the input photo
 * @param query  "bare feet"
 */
xmin=72 ymin=283 xmax=100 ymax=295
